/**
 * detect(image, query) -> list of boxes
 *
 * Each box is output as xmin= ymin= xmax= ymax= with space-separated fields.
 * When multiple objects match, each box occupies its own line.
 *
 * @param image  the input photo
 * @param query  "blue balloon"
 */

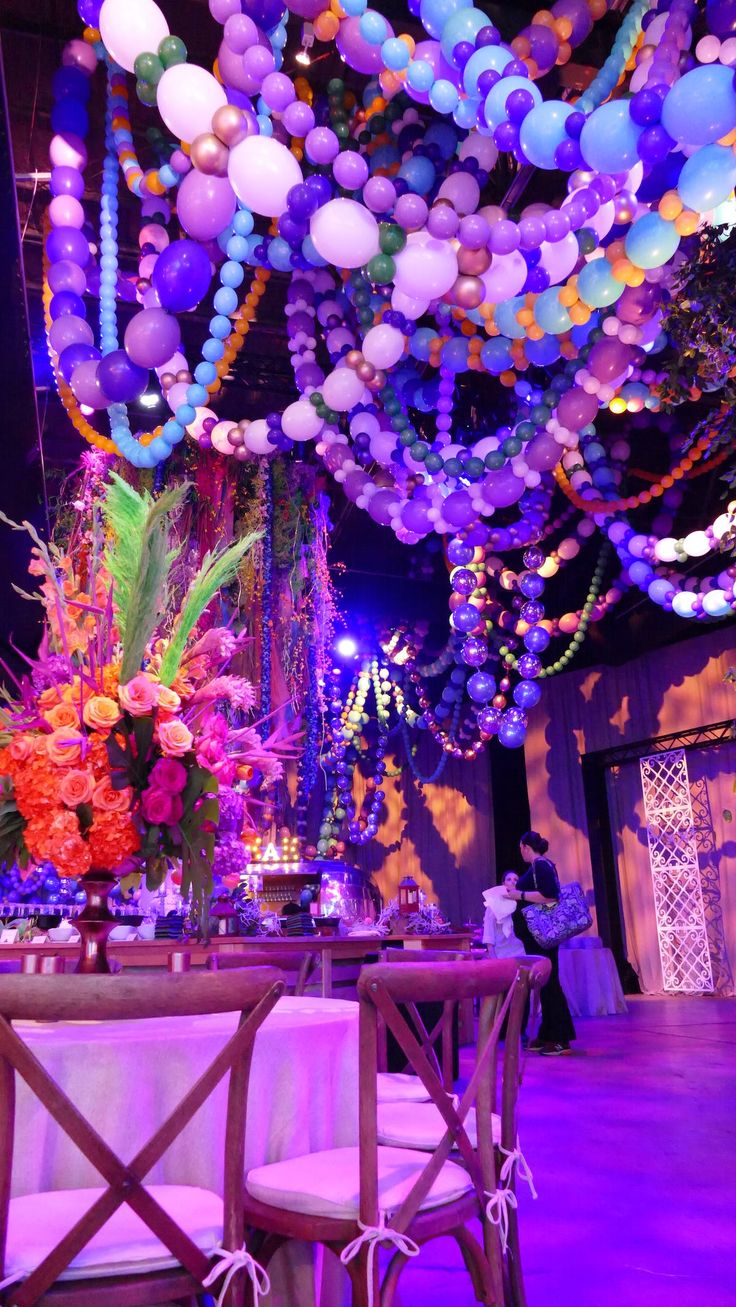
xmin=525 ymin=333 xmax=561 ymax=367
xmin=481 ymin=336 xmax=514 ymax=374
xmin=442 ymin=337 xmax=470 ymax=373
xmin=440 ymin=7 xmax=487 ymax=64
xmin=678 ymin=144 xmax=736 ymax=213
xmin=534 ymin=287 xmax=572 ymax=335
xmin=661 ymin=64 xmax=736 ymax=148
xmin=519 ymin=101 xmax=574 ymax=170
xmin=579 ymin=100 xmax=642 ymax=174
xmin=577 ymin=258 xmax=624 ymax=308
xmin=424 ymin=122 xmax=459 ymax=159
xmin=625 ymin=212 xmax=680 ymax=270
xmin=495 ymin=296 xmax=527 ymax=339
xmin=513 ymin=679 xmax=542 ymax=710
xmin=429 ymin=79 xmax=459 ymax=114
xmin=397 ymin=155 xmax=436 ymax=194
xmin=463 ymin=44 xmax=512 ymax=97
xmin=420 ymin=0 xmax=471 ymax=41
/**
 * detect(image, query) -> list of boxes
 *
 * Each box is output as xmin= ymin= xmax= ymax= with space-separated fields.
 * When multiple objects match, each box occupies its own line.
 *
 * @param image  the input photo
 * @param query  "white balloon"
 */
xmin=210 ymin=421 xmax=238 ymax=454
xmin=322 ymin=366 xmax=367 ymax=412
xmin=363 ymin=323 xmax=405 ymax=369
xmin=185 ymin=406 xmax=217 ymax=440
xmin=281 ymin=400 xmax=324 ymax=442
xmin=393 ymin=230 xmax=459 ymax=300
xmin=310 ymin=199 xmax=380 ymax=269
xmin=244 ymin=418 xmax=278 ymax=456
xmin=391 ymin=287 xmax=430 ymax=319
xmin=458 ymin=133 xmax=498 ymax=171
xmin=156 ymin=65 xmax=227 ymax=146
xmin=99 ymin=0 xmax=169 ymax=75
xmin=228 ymin=135 xmax=303 ymax=217
xmin=481 ymin=249 xmax=527 ymax=301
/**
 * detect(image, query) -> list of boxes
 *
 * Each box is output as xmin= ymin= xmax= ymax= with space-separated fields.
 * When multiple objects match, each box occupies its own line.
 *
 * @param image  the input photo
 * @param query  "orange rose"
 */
xmin=92 ymin=777 xmax=132 ymax=813
xmin=83 ymin=695 xmax=122 ymax=733
xmin=9 ymin=737 xmax=35 ymax=764
xmin=156 ymin=686 xmax=182 ymax=716
xmin=46 ymin=728 xmax=84 ymax=766
xmin=37 ymin=685 xmax=64 ymax=711
xmin=119 ymin=674 xmax=159 ymax=717
xmin=170 ymin=671 xmax=196 ymax=701
xmin=59 ymin=769 xmax=94 ymax=808
xmin=43 ymin=702 xmax=80 ymax=731
xmin=87 ymin=811 xmax=140 ymax=868
xmin=157 ymin=718 xmax=194 ymax=758
xmin=102 ymin=664 xmax=120 ymax=697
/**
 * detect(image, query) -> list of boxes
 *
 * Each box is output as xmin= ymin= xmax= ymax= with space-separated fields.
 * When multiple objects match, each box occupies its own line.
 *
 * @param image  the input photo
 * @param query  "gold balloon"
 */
xmin=212 ymin=104 xmax=251 ymax=147
xmin=452 ymin=275 xmax=484 ymax=310
xmin=190 ymin=132 xmax=229 ymax=177
xmin=345 ymin=349 xmax=363 ymax=369
xmin=457 ymin=246 xmax=491 ymax=275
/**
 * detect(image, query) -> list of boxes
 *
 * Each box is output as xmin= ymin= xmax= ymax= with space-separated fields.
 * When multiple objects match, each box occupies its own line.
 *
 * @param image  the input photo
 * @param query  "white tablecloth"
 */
xmin=559 ymin=947 xmax=628 ymax=1017
xmin=13 ymin=995 xmax=359 ymax=1306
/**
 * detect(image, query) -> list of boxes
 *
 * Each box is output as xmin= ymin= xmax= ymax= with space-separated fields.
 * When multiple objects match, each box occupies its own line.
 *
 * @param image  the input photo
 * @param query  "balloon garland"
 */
xmin=44 ymin=0 xmax=736 ymax=749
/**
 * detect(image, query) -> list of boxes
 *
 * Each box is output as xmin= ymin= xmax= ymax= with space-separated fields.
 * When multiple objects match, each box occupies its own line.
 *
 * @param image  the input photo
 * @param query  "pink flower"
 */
xmin=157 ymin=718 xmax=194 ymax=758
xmin=141 ymin=787 xmax=175 ymax=825
xmin=119 ymin=675 xmax=159 ymax=717
xmin=149 ymin=757 xmax=188 ymax=794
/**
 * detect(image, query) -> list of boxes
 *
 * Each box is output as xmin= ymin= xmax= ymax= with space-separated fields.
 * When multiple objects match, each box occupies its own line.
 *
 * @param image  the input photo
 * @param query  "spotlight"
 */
xmin=296 ymin=21 xmax=314 ymax=65
xmin=335 ymin=635 xmax=358 ymax=659
xmin=139 ymin=391 xmax=161 ymax=409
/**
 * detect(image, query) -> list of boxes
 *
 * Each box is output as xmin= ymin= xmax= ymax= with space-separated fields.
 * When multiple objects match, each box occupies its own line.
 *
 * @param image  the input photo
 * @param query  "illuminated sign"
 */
xmin=247 ymin=836 xmax=301 ymax=872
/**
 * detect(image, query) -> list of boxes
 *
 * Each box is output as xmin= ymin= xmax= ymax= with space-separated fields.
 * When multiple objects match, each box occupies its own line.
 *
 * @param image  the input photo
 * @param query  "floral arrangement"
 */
xmin=0 ymin=474 xmax=296 ymax=912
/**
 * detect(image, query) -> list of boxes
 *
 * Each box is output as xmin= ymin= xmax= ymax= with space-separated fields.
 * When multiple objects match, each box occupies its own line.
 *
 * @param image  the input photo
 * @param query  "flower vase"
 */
xmin=75 ymin=871 xmax=117 ymax=974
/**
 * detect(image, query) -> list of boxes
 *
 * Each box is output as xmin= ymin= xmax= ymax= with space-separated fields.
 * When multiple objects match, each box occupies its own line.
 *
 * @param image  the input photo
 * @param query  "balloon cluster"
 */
xmin=44 ymin=0 xmax=736 ymax=746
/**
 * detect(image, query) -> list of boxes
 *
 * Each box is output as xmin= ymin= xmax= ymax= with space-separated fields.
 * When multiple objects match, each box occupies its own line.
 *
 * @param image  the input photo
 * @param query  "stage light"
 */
xmin=139 ymin=391 xmax=161 ymax=409
xmin=296 ymin=21 xmax=314 ymax=66
xmin=335 ymin=635 xmax=358 ymax=659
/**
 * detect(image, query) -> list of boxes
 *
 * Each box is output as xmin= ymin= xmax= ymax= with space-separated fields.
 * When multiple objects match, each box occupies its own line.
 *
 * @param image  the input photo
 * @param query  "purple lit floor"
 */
xmin=384 ymin=996 xmax=736 ymax=1307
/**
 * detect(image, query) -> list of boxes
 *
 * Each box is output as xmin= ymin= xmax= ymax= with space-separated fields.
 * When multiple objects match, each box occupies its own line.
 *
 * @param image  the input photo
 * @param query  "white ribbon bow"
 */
xmin=340 ymin=1213 xmax=420 ymax=1307
xmin=484 ymin=1186 xmax=519 ymax=1254
xmin=499 ymin=1139 xmax=538 ymax=1200
xmin=203 ymin=1244 xmax=271 ymax=1307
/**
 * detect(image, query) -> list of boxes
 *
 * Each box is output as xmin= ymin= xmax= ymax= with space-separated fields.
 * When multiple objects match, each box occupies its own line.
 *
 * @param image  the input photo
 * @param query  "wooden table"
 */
xmin=0 ymin=932 xmax=473 ymax=997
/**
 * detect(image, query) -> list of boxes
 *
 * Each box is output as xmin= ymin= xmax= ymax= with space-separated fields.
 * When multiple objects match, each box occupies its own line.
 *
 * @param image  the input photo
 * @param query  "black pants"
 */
xmin=516 ymin=914 xmax=576 ymax=1045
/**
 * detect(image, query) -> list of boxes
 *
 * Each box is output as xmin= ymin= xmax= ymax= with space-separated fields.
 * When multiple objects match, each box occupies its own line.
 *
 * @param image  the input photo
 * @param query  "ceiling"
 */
xmin=1 ymin=0 xmax=734 ymax=676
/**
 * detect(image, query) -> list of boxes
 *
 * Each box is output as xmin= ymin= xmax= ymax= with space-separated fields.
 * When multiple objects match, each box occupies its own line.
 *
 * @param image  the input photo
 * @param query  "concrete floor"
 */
xmin=390 ymin=996 xmax=736 ymax=1307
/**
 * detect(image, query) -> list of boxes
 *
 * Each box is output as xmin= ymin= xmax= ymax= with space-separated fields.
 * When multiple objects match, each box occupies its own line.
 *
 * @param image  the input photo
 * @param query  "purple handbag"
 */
xmin=521 ymin=862 xmax=592 ymax=949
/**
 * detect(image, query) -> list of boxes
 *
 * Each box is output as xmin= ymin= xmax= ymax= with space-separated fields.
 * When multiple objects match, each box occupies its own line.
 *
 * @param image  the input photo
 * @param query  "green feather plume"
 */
xmin=158 ymin=531 xmax=261 ymax=686
xmin=102 ymin=475 xmax=189 ymax=683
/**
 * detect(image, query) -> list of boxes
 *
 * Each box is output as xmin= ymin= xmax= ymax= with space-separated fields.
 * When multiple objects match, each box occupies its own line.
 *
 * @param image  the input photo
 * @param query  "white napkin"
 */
xmin=482 ymin=886 xmax=516 ymax=921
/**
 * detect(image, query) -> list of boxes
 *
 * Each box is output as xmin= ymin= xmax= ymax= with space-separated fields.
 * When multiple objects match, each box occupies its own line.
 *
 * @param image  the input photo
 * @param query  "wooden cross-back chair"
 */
xmin=206 ymin=947 xmax=318 ymax=996
xmin=0 ymin=968 xmax=284 ymax=1307
xmin=376 ymin=948 xmax=469 ymax=1093
xmin=242 ymin=958 xmax=519 ymax=1307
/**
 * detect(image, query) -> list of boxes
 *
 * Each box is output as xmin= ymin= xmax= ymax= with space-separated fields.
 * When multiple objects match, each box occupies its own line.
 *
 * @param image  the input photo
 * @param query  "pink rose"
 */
xmin=195 ymin=734 xmax=227 ymax=774
xmin=149 ymin=757 xmax=188 ymax=794
xmin=119 ymin=675 xmax=159 ymax=717
xmin=141 ymin=787 xmax=175 ymax=825
xmin=157 ymin=718 xmax=194 ymax=758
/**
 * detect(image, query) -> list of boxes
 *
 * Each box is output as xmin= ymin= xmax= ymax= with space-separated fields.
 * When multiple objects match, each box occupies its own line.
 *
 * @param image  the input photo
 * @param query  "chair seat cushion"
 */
xmin=376 ymin=1101 xmax=501 ymax=1151
xmin=376 ymin=1072 xmax=431 ymax=1104
xmin=6 ymin=1185 xmax=223 ymax=1281
xmin=245 ymin=1146 xmax=473 ymax=1221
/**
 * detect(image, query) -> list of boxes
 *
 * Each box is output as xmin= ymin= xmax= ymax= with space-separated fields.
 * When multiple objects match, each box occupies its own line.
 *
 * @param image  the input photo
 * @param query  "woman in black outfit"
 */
xmin=504 ymin=830 xmax=576 ymax=1056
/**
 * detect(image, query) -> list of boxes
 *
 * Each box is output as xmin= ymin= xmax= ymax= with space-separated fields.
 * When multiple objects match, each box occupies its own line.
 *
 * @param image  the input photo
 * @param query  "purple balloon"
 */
xmin=50 ymin=290 xmax=85 ymax=320
xmin=343 ymin=470 xmax=371 ymax=502
xmin=401 ymin=496 xmax=433 ymax=535
xmin=46 ymin=225 xmax=89 ymax=266
xmin=70 ymin=359 xmax=105 ymax=408
xmin=556 ymin=386 xmax=598 ymax=430
xmin=124 ymin=309 xmax=181 ymax=369
xmin=305 ymin=126 xmax=340 ymax=165
xmin=177 ymin=172 xmax=237 ymax=242
xmin=443 ymin=489 xmax=476 ymax=529
xmin=152 ymin=240 xmax=212 ymax=312
xmin=367 ymin=488 xmax=399 ymax=526
xmin=97 ymin=349 xmax=148 ymax=403
xmin=50 ymin=166 xmax=85 ymax=199
xmin=333 ymin=151 xmax=369 ymax=191
xmin=47 ymin=259 xmax=86 ymax=295
xmin=242 ymin=0 xmax=284 ymax=30
xmin=58 ymin=341 xmax=100 ymax=383
xmin=616 ymin=281 xmax=659 ymax=325
xmin=482 ymin=466 xmax=525 ymax=508
xmin=283 ymin=100 xmax=315 ymax=137
xmin=525 ymin=433 xmax=562 ymax=472
xmin=336 ymin=17 xmax=390 ymax=74
xmin=48 ymin=314 xmax=93 ymax=354
xmin=467 ymin=671 xmax=496 ymax=703
xmin=451 ymin=602 xmax=482 ymax=633
xmin=588 ymin=338 xmax=632 ymax=382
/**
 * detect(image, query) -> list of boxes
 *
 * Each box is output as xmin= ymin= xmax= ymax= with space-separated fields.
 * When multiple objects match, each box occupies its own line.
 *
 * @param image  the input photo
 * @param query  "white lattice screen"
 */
xmin=639 ymin=749 xmax=714 ymax=994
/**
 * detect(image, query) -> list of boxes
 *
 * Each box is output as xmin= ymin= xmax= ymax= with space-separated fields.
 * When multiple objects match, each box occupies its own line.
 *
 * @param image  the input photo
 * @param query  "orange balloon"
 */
xmin=314 ymin=10 xmax=339 ymax=40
